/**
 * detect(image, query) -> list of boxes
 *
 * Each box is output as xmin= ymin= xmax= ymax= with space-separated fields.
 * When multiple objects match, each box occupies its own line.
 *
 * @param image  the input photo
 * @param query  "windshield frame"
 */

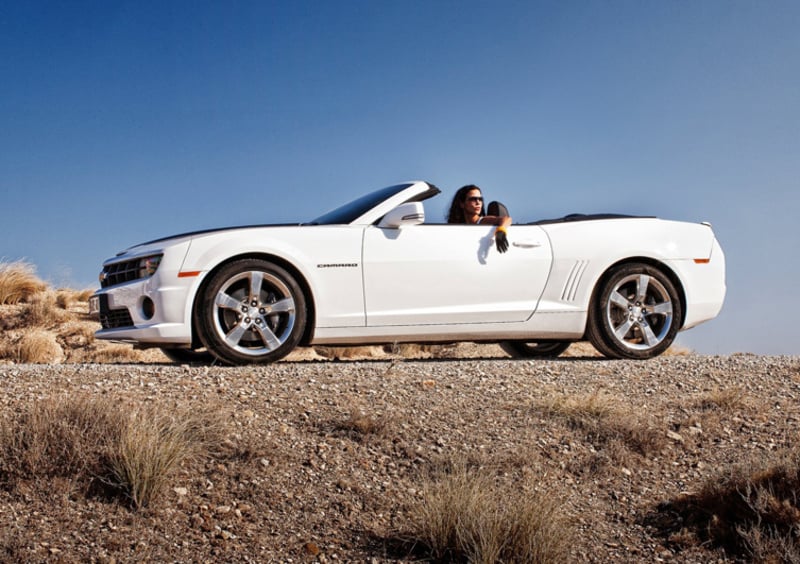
xmin=310 ymin=183 xmax=415 ymax=225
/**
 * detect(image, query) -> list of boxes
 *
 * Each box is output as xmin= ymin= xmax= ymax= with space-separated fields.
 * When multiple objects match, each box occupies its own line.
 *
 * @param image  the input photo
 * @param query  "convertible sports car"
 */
xmin=90 ymin=181 xmax=725 ymax=364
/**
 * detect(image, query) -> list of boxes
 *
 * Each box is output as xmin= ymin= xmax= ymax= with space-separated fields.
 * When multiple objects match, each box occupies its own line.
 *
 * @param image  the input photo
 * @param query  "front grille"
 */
xmin=98 ymin=294 xmax=134 ymax=329
xmin=101 ymin=259 xmax=142 ymax=288
xmin=100 ymin=254 xmax=161 ymax=288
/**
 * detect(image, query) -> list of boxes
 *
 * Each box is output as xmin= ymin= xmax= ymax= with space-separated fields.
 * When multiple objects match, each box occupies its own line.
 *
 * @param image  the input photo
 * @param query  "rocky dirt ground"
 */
xmin=1 ymin=352 xmax=799 ymax=563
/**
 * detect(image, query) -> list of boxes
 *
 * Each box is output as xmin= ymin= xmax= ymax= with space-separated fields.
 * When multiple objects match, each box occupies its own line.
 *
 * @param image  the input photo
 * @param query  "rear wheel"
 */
xmin=196 ymin=259 xmax=307 ymax=365
xmin=587 ymin=263 xmax=681 ymax=359
xmin=500 ymin=341 xmax=571 ymax=358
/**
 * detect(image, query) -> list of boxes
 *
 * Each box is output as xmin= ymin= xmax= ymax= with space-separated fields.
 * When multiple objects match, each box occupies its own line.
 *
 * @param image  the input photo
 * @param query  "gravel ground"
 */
xmin=1 ymin=353 xmax=799 ymax=562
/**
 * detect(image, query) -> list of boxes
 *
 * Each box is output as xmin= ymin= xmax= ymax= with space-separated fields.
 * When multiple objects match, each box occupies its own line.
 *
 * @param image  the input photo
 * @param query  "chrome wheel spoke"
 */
xmin=225 ymin=323 xmax=248 ymax=348
xmin=253 ymin=323 xmax=282 ymax=350
xmin=268 ymin=297 xmax=295 ymax=314
xmin=641 ymin=322 xmax=659 ymax=346
xmin=610 ymin=291 xmax=630 ymax=310
xmin=215 ymin=292 xmax=242 ymax=311
xmin=614 ymin=318 xmax=634 ymax=340
xmin=650 ymin=301 xmax=673 ymax=315
xmin=636 ymin=275 xmax=650 ymax=303
xmin=248 ymin=271 xmax=264 ymax=302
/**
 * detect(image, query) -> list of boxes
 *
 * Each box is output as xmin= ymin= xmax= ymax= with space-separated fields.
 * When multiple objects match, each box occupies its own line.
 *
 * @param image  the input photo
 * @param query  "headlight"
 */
xmin=138 ymin=255 xmax=163 ymax=278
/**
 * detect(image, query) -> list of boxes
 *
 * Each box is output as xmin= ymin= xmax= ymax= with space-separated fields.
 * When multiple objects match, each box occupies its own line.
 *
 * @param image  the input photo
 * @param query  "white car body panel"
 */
xmin=91 ymin=180 xmax=726 ymax=360
xmin=362 ymin=223 xmax=552 ymax=325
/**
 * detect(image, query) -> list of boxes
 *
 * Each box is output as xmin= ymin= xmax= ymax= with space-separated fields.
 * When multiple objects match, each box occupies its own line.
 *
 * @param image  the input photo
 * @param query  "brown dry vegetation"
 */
xmin=0 ymin=261 xmax=47 ymax=305
xmin=1 ymin=261 xmax=799 ymax=562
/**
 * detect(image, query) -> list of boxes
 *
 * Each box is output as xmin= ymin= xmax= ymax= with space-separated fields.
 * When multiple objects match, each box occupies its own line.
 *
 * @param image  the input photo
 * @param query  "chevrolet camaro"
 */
xmin=90 ymin=181 xmax=726 ymax=364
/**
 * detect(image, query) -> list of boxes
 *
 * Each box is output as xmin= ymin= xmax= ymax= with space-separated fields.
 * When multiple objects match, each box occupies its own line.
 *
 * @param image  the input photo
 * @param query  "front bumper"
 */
xmin=92 ymin=241 xmax=196 ymax=346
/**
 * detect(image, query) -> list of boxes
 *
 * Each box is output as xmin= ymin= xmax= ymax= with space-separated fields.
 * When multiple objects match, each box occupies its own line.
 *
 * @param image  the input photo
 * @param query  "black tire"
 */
xmin=160 ymin=347 xmax=214 ymax=364
xmin=587 ymin=263 xmax=682 ymax=360
xmin=500 ymin=341 xmax=571 ymax=358
xmin=196 ymin=259 xmax=307 ymax=365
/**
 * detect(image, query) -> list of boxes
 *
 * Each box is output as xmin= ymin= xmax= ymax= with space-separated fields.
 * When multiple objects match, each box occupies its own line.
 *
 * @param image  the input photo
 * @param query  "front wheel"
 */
xmin=587 ymin=263 xmax=682 ymax=359
xmin=196 ymin=259 xmax=307 ymax=365
xmin=500 ymin=341 xmax=571 ymax=358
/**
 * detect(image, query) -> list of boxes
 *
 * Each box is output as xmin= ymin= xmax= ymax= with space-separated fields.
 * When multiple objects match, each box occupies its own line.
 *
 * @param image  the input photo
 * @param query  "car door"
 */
xmin=361 ymin=223 xmax=552 ymax=326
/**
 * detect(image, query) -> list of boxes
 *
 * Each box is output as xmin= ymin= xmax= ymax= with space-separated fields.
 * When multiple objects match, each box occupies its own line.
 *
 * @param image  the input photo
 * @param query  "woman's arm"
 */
xmin=478 ymin=215 xmax=512 ymax=228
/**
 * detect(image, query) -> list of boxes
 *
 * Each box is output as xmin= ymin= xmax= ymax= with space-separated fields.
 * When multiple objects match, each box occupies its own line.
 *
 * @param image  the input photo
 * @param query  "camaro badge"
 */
xmin=316 ymin=263 xmax=358 ymax=269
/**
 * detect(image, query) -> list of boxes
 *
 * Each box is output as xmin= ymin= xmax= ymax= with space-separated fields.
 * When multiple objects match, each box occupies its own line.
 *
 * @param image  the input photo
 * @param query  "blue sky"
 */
xmin=1 ymin=1 xmax=798 ymax=355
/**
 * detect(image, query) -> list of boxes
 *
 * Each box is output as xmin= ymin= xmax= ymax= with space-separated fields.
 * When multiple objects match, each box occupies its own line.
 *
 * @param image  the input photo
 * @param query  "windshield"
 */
xmin=310 ymin=183 xmax=414 ymax=225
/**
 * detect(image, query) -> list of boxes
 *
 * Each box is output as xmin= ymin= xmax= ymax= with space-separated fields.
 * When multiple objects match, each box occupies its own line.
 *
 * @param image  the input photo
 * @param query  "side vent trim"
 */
xmin=561 ymin=260 xmax=589 ymax=302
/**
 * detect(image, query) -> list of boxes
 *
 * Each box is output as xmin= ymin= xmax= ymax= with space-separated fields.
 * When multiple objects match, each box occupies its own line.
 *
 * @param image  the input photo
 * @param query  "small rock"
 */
xmin=667 ymin=430 xmax=684 ymax=443
xmin=305 ymin=542 xmax=321 ymax=555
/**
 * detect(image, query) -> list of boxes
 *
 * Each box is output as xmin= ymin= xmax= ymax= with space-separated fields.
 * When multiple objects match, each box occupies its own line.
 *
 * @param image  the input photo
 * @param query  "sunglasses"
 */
xmin=466 ymin=196 xmax=483 ymax=203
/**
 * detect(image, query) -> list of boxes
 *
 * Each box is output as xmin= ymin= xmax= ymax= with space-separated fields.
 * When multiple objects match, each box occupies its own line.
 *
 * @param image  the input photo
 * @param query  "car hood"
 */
xmin=119 ymin=223 xmax=300 ymax=255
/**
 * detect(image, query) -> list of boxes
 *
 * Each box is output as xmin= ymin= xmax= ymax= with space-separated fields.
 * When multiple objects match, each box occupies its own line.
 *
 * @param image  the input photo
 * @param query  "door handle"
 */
xmin=512 ymin=240 xmax=542 ymax=248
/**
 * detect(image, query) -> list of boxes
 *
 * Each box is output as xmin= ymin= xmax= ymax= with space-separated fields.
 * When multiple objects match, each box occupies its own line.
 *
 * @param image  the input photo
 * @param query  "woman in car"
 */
xmin=446 ymin=184 xmax=511 ymax=253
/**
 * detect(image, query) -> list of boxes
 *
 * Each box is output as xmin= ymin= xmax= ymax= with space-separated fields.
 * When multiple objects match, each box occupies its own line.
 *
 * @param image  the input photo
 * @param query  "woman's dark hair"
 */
xmin=447 ymin=185 xmax=485 ymax=223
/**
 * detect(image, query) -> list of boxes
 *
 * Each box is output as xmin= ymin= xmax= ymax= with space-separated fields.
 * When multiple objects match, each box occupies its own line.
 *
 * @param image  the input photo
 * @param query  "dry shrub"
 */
xmin=0 ymin=396 xmax=228 ymax=509
xmin=404 ymin=463 xmax=570 ymax=563
xmin=84 ymin=344 xmax=150 ymax=364
xmin=384 ymin=343 xmax=457 ymax=358
xmin=542 ymin=392 xmax=664 ymax=457
xmin=12 ymin=329 xmax=64 ymax=363
xmin=696 ymin=386 xmax=748 ymax=411
xmin=58 ymin=321 xmax=97 ymax=349
xmin=0 ymin=261 xmax=46 ymax=305
xmin=107 ymin=403 xmax=228 ymax=508
xmin=55 ymin=287 xmax=95 ymax=309
xmin=662 ymin=344 xmax=693 ymax=356
xmin=333 ymin=409 xmax=388 ymax=442
xmin=0 ymin=396 xmax=123 ymax=484
xmin=314 ymin=345 xmax=386 ymax=359
xmin=22 ymin=289 xmax=71 ymax=327
xmin=314 ymin=343 xmax=457 ymax=360
xmin=648 ymin=449 xmax=800 ymax=561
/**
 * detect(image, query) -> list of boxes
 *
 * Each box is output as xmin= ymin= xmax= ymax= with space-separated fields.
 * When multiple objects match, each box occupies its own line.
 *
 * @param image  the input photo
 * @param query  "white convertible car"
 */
xmin=90 ymin=181 xmax=725 ymax=364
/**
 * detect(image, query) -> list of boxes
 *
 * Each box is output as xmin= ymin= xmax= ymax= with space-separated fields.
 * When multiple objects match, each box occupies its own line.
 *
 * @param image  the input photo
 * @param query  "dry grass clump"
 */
xmin=0 ymin=396 xmax=123 ymax=486
xmin=5 ymin=328 xmax=65 ymax=363
xmin=313 ymin=343 xmax=459 ymax=360
xmin=55 ymin=287 xmax=95 ymax=309
xmin=23 ymin=289 xmax=71 ymax=327
xmin=695 ymin=386 xmax=749 ymax=411
xmin=82 ymin=343 xmax=146 ymax=364
xmin=649 ymin=449 xmax=800 ymax=562
xmin=0 ymin=260 xmax=47 ymax=305
xmin=107 ymin=402 xmax=228 ymax=508
xmin=333 ymin=409 xmax=389 ymax=442
xmin=403 ymin=462 xmax=571 ymax=563
xmin=0 ymin=396 xmax=228 ymax=509
xmin=313 ymin=345 xmax=386 ymax=360
xmin=541 ymin=392 xmax=665 ymax=457
xmin=384 ymin=343 xmax=458 ymax=358
xmin=57 ymin=321 xmax=97 ymax=349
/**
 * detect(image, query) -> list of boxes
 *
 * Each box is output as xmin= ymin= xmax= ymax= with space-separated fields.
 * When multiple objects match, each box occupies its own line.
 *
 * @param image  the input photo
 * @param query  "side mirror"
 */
xmin=378 ymin=202 xmax=425 ymax=228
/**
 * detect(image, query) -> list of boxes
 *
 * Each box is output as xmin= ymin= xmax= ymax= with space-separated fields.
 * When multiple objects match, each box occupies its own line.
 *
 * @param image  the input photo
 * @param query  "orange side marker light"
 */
xmin=178 ymin=271 xmax=201 ymax=278
xmin=693 ymin=258 xmax=710 ymax=264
